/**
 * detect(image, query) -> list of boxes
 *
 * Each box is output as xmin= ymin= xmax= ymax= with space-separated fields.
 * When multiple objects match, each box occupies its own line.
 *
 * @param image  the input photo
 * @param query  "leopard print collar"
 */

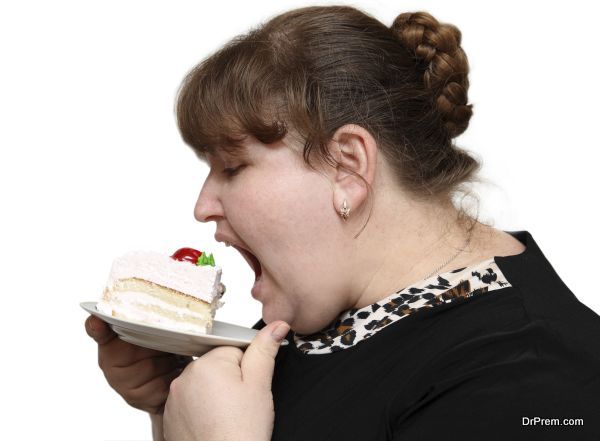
xmin=293 ymin=257 xmax=511 ymax=354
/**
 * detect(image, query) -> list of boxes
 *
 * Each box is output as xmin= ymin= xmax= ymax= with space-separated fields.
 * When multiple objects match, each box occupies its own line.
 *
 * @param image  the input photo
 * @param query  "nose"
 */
xmin=194 ymin=173 xmax=225 ymax=223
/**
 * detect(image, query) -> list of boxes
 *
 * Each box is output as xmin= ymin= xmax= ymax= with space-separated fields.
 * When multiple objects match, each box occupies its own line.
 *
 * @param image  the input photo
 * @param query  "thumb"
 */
xmin=240 ymin=320 xmax=290 ymax=389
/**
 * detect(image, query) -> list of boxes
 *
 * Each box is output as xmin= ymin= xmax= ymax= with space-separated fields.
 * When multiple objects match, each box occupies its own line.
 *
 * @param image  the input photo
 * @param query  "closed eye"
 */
xmin=222 ymin=165 xmax=244 ymax=177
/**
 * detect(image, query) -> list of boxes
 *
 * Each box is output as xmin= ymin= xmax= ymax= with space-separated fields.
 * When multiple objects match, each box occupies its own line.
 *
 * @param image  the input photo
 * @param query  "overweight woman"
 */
xmin=85 ymin=6 xmax=600 ymax=440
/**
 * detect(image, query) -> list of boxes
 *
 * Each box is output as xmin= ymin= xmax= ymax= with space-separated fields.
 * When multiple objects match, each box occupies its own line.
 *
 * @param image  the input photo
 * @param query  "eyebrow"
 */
xmin=219 ymin=147 xmax=249 ymax=161
xmin=205 ymin=147 xmax=249 ymax=166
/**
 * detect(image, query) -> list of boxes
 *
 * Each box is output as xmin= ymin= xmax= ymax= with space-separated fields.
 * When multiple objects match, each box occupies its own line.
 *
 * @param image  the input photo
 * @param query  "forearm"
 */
xmin=149 ymin=413 xmax=165 ymax=441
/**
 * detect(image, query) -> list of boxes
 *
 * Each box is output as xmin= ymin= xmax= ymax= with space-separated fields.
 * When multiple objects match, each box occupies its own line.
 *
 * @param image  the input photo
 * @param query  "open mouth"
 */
xmin=232 ymin=245 xmax=263 ymax=281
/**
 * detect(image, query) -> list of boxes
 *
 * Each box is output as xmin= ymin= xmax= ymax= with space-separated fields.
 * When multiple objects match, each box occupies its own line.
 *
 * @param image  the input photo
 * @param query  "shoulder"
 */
xmin=493 ymin=229 xmax=527 ymax=256
xmin=390 ymin=320 xmax=600 ymax=440
xmin=450 ymin=225 xmax=526 ymax=270
xmin=392 ymin=359 xmax=599 ymax=439
xmin=476 ymin=226 xmax=527 ymax=259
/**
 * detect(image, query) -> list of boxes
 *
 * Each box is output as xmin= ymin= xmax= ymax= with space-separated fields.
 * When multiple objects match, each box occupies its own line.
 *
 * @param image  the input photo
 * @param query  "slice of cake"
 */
xmin=96 ymin=247 xmax=226 ymax=334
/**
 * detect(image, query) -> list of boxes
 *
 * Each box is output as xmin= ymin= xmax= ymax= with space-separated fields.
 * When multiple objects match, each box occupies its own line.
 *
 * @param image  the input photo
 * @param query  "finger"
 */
xmin=110 ymin=354 xmax=185 ymax=390
xmin=201 ymin=345 xmax=243 ymax=365
xmin=125 ymin=368 xmax=183 ymax=414
xmin=85 ymin=315 xmax=117 ymax=346
xmin=196 ymin=346 xmax=244 ymax=382
xmin=241 ymin=320 xmax=289 ymax=390
xmin=99 ymin=336 xmax=173 ymax=369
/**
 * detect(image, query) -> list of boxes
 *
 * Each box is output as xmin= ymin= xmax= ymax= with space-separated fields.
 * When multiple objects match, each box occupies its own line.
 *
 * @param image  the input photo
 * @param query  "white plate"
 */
xmin=81 ymin=301 xmax=287 ymax=356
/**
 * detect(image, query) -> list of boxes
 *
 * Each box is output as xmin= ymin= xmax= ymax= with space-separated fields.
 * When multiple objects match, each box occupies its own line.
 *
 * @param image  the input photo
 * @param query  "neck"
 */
xmin=347 ymin=195 xmax=492 ymax=310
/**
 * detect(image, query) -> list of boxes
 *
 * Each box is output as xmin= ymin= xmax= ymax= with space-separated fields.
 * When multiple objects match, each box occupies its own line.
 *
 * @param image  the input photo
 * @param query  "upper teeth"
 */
xmin=225 ymin=241 xmax=231 ymax=247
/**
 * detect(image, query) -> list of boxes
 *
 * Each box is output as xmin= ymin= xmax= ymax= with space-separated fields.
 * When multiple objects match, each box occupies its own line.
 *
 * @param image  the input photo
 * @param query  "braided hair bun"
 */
xmin=390 ymin=12 xmax=473 ymax=138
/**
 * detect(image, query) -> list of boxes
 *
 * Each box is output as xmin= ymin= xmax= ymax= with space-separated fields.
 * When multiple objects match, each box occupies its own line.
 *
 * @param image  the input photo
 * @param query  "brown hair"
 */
xmin=176 ymin=6 xmax=483 ymax=235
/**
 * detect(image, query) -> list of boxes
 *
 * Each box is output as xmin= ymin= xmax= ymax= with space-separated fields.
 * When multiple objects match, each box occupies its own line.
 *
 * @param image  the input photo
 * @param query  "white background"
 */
xmin=1 ymin=0 xmax=598 ymax=440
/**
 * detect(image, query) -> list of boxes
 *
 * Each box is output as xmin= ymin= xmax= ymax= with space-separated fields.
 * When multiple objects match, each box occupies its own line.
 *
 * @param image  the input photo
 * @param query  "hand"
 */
xmin=84 ymin=315 xmax=192 ymax=414
xmin=163 ymin=320 xmax=290 ymax=441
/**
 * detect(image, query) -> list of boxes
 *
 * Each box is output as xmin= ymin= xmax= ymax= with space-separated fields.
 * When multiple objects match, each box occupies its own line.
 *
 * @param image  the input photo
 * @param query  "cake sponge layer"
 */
xmin=97 ymin=278 xmax=221 ymax=334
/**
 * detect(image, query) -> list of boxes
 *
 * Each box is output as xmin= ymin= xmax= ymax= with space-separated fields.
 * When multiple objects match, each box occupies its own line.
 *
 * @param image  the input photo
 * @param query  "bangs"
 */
xmin=176 ymin=34 xmax=290 ymax=162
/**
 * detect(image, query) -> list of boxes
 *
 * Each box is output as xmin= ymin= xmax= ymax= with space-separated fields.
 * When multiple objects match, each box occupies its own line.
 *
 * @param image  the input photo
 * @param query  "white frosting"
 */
xmin=106 ymin=251 xmax=222 ymax=303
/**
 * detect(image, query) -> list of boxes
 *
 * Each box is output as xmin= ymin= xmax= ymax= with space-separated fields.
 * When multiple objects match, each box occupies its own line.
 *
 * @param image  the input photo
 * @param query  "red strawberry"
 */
xmin=171 ymin=247 xmax=203 ymax=264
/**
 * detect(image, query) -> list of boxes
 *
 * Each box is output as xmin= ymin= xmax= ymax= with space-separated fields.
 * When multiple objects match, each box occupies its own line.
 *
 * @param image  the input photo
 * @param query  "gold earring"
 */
xmin=339 ymin=199 xmax=350 ymax=221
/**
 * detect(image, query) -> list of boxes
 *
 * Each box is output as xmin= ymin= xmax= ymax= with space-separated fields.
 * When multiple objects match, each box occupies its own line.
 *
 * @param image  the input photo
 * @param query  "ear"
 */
xmin=329 ymin=124 xmax=378 ymax=218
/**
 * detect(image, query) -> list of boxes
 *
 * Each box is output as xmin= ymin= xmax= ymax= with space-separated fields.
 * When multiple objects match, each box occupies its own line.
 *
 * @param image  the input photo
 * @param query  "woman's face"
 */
xmin=195 ymin=135 xmax=356 ymax=334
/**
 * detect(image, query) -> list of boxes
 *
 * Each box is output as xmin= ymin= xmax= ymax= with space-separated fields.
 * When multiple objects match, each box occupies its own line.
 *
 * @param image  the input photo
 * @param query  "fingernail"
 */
xmin=271 ymin=322 xmax=290 ymax=342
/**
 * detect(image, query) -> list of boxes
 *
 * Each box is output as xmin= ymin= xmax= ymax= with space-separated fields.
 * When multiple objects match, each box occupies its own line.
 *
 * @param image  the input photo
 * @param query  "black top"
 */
xmin=292 ymin=254 xmax=511 ymax=354
xmin=253 ymin=231 xmax=600 ymax=440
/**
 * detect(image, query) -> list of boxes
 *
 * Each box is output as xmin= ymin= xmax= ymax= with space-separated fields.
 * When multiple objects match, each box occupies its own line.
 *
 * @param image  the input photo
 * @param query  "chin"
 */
xmin=293 ymin=314 xmax=340 ymax=335
xmin=262 ymin=307 xmax=295 ymax=331
xmin=292 ymin=324 xmax=318 ymax=335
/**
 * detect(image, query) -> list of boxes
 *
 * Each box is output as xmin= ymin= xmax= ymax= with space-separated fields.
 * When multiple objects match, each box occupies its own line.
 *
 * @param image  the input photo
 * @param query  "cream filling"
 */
xmin=97 ymin=291 xmax=213 ymax=334
xmin=103 ymin=291 xmax=209 ymax=317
